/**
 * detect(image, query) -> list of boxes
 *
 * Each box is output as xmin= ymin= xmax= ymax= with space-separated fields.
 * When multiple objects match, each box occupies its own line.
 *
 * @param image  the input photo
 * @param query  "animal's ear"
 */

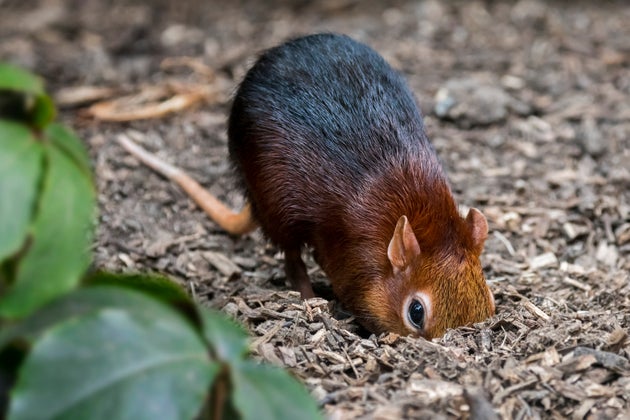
xmin=466 ymin=208 xmax=488 ymax=255
xmin=388 ymin=215 xmax=421 ymax=271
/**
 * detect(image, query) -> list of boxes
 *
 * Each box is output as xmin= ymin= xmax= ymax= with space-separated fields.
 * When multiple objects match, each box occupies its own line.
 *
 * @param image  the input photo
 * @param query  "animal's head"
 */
xmin=361 ymin=208 xmax=495 ymax=339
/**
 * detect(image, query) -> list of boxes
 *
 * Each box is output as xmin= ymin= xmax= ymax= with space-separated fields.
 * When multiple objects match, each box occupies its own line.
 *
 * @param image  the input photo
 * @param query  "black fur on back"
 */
xmin=227 ymin=33 xmax=449 ymax=253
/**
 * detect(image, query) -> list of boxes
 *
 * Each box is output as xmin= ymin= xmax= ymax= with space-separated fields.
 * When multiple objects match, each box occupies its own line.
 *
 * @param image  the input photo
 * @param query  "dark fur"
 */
xmin=227 ymin=34 xmax=490 ymax=335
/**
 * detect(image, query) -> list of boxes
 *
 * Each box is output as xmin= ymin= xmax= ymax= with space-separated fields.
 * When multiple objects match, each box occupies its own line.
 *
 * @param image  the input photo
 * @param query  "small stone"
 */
xmin=434 ymin=77 xmax=512 ymax=127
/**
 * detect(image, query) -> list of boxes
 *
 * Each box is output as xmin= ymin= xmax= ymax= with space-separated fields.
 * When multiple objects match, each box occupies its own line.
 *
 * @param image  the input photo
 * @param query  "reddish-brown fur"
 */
xmin=306 ymin=162 xmax=493 ymax=338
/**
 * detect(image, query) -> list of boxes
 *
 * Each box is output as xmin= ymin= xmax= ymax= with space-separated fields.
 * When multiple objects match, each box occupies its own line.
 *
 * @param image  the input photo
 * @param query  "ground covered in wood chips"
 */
xmin=2 ymin=0 xmax=629 ymax=418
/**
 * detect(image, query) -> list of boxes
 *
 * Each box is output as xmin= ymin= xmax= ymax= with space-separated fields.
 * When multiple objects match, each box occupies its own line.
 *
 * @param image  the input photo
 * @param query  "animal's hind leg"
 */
xmin=284 ymin=247 xmax=315 ymax=299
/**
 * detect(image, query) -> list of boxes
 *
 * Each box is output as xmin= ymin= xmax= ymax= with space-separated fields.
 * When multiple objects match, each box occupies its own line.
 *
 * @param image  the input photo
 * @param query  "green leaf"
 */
xmin=46 ymin=122 xmax=91 ymax=176
xmin=30 ymin=93 xmax=56 ymax=129
xmin=0 ymin=63 xmax=44 ymax=95
xmin=230 ymin=361 xmax=322 ymax=420
xmin=200 ymin=308 xmax=249 ymax=363
xmin=8 ymin=288 xmax=218 ymax=420
xmin=0 ymin=64 xmax=56 ymax=128
xmin=83 ymin=272 xmax=205 ymax=331
xmin=0 ymin=143 xmax=96 ymax=319
xmin=0 ymin=121 xmax=43 ymax=262
xmin=0 ymin=286 xmax=178 ymax=349
xmin=84 ymin=271 xmax=193 ymax=308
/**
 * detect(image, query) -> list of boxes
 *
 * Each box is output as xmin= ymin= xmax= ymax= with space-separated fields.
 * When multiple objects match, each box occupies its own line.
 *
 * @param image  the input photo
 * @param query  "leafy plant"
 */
xmin=0 ymin=63 xmax=321 ymax=420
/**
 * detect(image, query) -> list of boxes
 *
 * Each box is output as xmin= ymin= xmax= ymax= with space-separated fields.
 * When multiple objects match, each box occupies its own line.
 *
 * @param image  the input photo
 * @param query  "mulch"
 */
xmin=2 ymin=0 xmax=628 ymax=418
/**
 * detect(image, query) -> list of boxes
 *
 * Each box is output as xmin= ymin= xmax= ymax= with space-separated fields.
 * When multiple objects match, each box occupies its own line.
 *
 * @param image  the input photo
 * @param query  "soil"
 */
xmin=2 ymin=0 xmax=629 ymax=418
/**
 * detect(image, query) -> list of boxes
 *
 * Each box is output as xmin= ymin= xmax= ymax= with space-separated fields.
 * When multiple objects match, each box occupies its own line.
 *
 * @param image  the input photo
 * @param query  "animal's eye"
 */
xmin=407 ymin=299 xmax=425 ymax=329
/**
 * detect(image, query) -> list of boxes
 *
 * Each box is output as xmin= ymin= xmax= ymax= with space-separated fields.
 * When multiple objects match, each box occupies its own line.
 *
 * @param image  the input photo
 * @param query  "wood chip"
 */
xmin=463 ymin=388 xmax=499 ymax=420
xmin=573 ymin=347 xmax=630 ymax=374
xmin=203 ymin=250 xmax=242 ymax=277
xmin=521 ymin=298 xmax=551 ymax=321
xmin=529 ymin=252 xmax=558 ymax=270
xmin=561 ymin=276 xmax=592 ymax=291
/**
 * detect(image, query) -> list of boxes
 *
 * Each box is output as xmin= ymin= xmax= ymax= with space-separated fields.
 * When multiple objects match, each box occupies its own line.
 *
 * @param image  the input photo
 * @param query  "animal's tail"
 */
xmin=117 ymin=134 xmax=256 ymax=236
